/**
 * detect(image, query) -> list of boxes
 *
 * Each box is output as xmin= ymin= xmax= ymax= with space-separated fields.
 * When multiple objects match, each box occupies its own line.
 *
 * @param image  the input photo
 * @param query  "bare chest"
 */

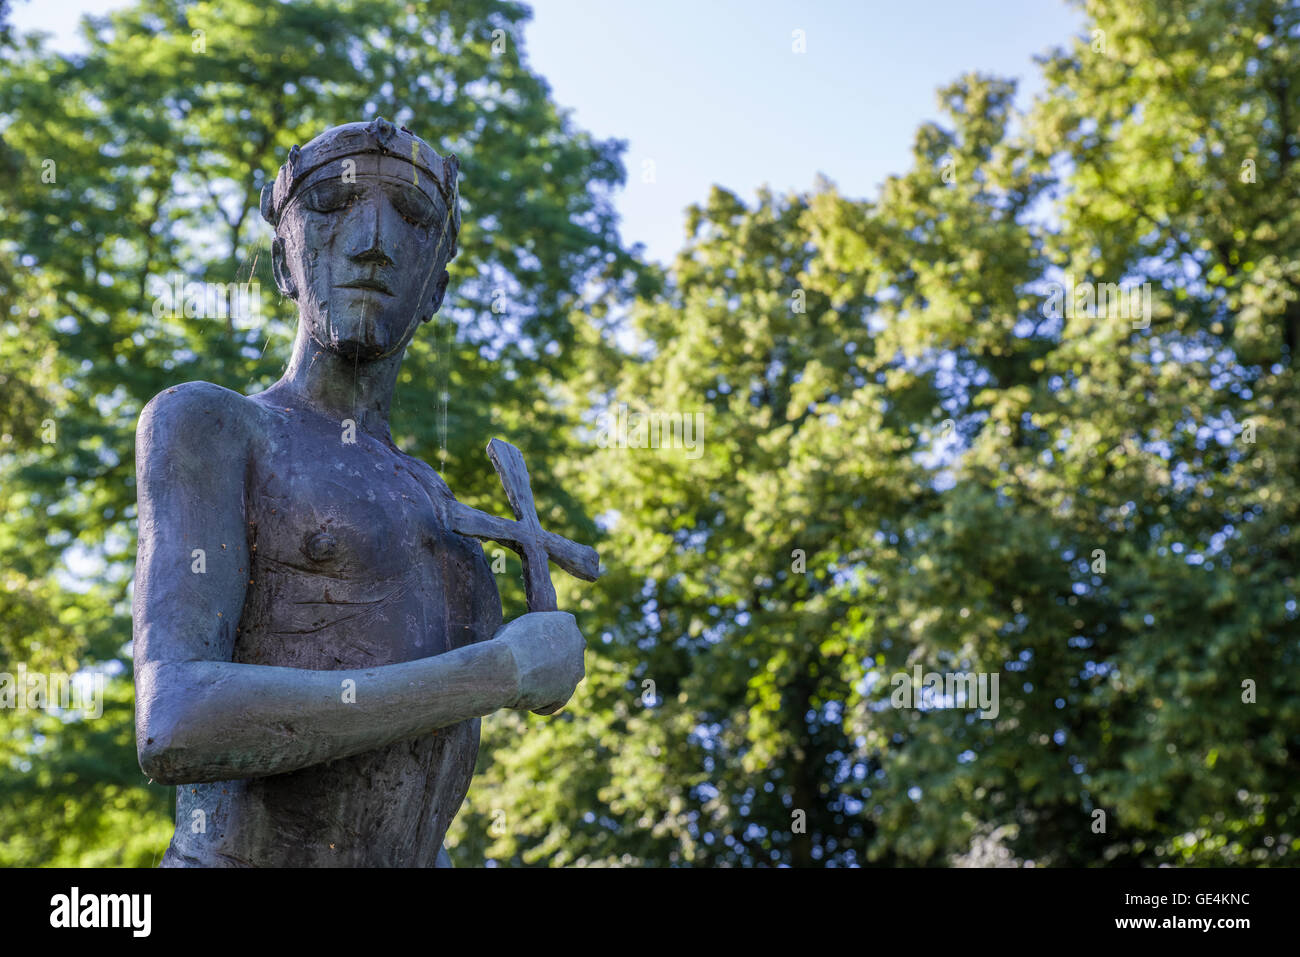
xmin=248 ymin=422 xmax=443 ymax=577
xmin=232 ymin=418 xmax=499 ymax=668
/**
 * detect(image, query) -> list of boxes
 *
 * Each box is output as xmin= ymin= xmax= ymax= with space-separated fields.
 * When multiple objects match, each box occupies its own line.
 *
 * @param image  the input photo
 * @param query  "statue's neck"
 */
xmin=269 ymin=320 xmax=405 ymax=439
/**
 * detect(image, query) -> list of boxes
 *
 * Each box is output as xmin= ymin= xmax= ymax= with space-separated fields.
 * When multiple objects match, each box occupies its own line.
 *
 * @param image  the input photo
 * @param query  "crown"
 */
xmin=260 ymin=117 xmax=461 ymax=244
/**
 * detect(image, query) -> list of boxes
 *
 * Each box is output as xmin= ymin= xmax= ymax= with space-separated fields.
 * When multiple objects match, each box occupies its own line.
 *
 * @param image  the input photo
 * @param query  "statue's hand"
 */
xmin=494 ymin=611 xmax=587 ymax=715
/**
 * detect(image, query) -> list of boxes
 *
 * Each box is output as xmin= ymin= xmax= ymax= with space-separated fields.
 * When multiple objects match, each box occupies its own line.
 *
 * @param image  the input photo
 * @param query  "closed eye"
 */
xmin=302 ymin=180 xmax=362 ymax=213
xmin=388 ymin=185 xmax=439 ymax=230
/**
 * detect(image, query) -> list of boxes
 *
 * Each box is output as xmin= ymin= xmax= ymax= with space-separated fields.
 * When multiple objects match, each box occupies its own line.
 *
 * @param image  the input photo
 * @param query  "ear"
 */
xmin=271 ymin=236 xmax=298 ymax=300
xmin=424 ymin=269 xmax=450 ymax=320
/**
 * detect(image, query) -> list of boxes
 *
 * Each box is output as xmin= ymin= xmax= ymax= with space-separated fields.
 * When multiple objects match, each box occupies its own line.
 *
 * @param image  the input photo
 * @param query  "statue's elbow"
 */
xmin=137 ymin=713 xmax=188 ymax=785
xmin=135 ymin=665 xmax=196 ymax=785
xmin=138 ymin=738 xmax=179 ymax=785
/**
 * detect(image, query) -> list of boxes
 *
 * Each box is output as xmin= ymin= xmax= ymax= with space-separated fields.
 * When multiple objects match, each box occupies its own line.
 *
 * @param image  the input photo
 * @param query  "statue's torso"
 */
xmin=163 ymin=399 xmax=502 ymax=867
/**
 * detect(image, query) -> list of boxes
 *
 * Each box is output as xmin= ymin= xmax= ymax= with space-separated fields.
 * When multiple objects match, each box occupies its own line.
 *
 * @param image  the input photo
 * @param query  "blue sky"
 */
xmin=13 ymin=0 xmax=1085 ymax=263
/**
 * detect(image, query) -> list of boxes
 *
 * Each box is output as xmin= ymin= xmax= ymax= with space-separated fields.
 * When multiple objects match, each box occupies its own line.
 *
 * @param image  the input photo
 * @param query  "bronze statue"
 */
xmin=132 ymin=118 xmax=596 ymax=867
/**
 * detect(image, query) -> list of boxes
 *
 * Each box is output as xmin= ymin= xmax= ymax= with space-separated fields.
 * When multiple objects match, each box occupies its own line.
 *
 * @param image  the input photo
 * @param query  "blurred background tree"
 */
xmin=0 ymin=0 xmax=642 ymax=865
xmin=1 ymin=0 xmax=1296 ymax=866
xmin=458 ymin=0 xmax=1300 ymax=867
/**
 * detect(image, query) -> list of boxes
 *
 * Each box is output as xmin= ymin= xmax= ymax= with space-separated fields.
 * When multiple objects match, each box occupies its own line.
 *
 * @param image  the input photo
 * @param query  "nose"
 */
xmin=347 ymin=193 xmax=396 ymax=268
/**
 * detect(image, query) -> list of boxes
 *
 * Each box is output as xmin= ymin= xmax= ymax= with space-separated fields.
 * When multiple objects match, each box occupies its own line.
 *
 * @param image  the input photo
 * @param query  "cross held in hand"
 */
xmin=447 ymin=438 xmax=600 ymax=612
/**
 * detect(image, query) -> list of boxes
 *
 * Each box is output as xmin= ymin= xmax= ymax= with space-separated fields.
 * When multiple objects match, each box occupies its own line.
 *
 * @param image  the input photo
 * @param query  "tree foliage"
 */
xmin=459 ymin=0 xmax=1300 ymax=867
xmin=0 ymin=0 xmax=639 ymax=866
xmin=2 ymin=0 xmax=1296 ymax=867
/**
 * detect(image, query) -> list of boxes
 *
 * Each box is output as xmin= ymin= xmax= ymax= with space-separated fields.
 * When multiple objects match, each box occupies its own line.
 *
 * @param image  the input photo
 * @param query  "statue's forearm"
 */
xmin=136 ymin=640 xmax=519 ymax=785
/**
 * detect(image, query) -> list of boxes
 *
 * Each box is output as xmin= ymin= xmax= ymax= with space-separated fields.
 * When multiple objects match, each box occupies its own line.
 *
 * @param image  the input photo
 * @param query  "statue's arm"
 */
xmin=132 ymin=383 xmax=581 ymax=786
xmin=135 ymin=633 xmax=525 ymax=785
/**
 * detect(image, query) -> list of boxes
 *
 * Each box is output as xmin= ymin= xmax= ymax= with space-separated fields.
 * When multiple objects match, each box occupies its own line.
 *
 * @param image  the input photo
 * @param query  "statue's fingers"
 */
xmin=530 ymin=700 xmax=566 ymax=716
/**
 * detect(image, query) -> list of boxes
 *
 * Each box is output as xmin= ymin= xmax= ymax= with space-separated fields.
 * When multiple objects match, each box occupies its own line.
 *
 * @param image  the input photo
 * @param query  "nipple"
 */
xmin=302 ymin=530 xmax=340 ymax=563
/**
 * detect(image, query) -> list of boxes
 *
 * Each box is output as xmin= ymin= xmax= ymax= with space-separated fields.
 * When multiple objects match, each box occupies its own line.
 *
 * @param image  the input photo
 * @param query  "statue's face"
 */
xmin=273 ymin=153 xmax=454 ymax=361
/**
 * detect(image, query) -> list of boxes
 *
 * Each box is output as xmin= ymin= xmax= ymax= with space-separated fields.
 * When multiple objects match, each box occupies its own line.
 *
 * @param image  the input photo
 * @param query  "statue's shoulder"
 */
xmin=137 ymin=380 xmax=262 ymax=455
xmin=396 ymin=448 xmax=455 ymax=502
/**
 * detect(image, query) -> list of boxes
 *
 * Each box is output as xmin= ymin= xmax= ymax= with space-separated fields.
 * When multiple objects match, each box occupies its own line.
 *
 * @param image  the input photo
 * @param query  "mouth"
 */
xmin=336 ymin=277 xmax=394 ymax=296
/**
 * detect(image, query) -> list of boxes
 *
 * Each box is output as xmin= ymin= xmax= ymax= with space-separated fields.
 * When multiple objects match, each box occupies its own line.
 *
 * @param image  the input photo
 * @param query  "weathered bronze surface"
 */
xmin=132 ymin=119 xmax=593 ymax=867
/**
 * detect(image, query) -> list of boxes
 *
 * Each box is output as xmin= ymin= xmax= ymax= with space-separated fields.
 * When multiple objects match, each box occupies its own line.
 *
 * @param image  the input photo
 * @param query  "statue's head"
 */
xmin=260 ymin=117 xmax=461 ymax=361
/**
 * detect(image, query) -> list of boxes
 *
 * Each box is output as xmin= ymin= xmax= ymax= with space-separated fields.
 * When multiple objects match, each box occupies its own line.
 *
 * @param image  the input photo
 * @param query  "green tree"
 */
xmin=0 ymin=0 xmax=641 ymax=866
xmin=462 ymin=0 xmax=1298 ymax=867
xmin=5 ymin=0 xmax=1297 ymax=870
